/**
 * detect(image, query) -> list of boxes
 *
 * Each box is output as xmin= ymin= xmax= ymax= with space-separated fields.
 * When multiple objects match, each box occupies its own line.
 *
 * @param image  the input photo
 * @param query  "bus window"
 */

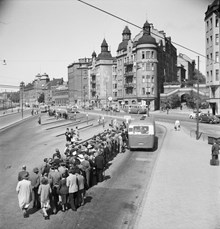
xmin=141 ymin=126 xmax=149 ymax=134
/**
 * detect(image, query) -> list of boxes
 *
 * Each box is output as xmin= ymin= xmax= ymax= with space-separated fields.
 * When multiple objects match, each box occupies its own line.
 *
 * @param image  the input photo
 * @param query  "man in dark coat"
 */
xmin=212 ymin=140 xmax=220 ymax=160
xmin=94 ymin=151 xmax=105 ymax=182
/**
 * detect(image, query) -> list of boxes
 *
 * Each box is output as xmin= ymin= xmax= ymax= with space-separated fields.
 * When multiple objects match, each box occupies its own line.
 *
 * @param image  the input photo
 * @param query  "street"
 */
xmin=1 ymin=110 xmax=220 ymax=229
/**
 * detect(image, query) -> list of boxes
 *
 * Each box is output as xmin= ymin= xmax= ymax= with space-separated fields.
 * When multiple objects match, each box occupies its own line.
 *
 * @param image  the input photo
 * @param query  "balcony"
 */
xmin=124 ymin=60 xmax=133 ymax=66
xmin=124 ymin=82 xmax=135 ymax=88
xmin=124 ymin=71 xmax=134 ymax=77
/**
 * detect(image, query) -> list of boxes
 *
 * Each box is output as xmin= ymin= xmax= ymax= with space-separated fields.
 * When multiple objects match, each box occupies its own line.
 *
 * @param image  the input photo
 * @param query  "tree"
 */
xmin=38 ymin=93 xmax=45 ymax=103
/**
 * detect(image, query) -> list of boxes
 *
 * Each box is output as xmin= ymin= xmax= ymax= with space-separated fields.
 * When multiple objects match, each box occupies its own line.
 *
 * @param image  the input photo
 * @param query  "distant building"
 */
xmin=52 ymin=82 xmax=69 ymax=106
xmin=205 ymin=0 xmax=220 ymax=115
xmin=68 ymin=58 xmax=91 ymax=106
xmin=177 ymin=53 xmax=195 ymax=81
xmin=22 ymin=74 xmax=64 ymax=107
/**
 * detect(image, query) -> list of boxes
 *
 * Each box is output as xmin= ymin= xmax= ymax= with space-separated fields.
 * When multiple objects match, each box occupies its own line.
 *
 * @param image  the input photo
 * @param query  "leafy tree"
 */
xmin=38 ymin=93 xmax=45 ymax=103
xmin=168 ymin=94 xmax=181 ymax=108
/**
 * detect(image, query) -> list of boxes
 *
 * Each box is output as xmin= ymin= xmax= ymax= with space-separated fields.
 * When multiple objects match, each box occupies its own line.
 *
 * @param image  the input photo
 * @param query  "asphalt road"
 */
xmin=0 ymin=112 xmax=165 ymax=229
xmin=1 ymin=110 xmax=219 ymax=229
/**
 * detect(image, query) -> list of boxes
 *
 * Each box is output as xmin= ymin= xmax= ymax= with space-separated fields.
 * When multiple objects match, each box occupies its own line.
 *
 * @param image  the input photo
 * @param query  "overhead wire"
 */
xmin=77 ymin=0 xmax=218 ymax=64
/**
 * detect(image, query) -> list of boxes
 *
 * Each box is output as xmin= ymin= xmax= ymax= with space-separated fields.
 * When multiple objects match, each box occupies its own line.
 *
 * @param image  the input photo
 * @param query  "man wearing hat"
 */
xmin=29 ymin=167 xmax=40 ymax=209
xmin=18 ymin=165 xmax=29 ymax=181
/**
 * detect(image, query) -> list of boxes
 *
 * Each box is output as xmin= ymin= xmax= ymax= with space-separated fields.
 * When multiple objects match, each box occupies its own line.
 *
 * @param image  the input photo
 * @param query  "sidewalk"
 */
xmin=135 ymin=122 xmax=220 ymax=229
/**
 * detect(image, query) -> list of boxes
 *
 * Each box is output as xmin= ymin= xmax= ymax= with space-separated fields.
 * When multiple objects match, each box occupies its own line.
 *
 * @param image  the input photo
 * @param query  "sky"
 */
xmin=0 ymin=0 xmax=214 ymax=91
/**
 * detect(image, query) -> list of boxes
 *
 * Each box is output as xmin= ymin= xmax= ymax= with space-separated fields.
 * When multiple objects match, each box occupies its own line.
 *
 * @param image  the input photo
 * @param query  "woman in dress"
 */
xmin=38 ymin=176 xmax=51 ymax=220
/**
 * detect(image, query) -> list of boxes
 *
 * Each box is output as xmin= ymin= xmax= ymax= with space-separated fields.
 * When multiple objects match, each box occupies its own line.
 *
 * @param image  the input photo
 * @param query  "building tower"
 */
xmin=135 ymin=21 xmax=158 ymax=110
xmin=205 ymin=0 xmax=220 ymax=115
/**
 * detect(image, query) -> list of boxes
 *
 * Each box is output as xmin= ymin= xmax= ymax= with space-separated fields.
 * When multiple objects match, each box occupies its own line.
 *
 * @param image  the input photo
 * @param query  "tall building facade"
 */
xmin=88 ymin=39 xmax=114 ymax=107
xmin=68 ymin=58 xmax=91 ymax=106
xmin=205 ymin=0 xmax=220 ymax=114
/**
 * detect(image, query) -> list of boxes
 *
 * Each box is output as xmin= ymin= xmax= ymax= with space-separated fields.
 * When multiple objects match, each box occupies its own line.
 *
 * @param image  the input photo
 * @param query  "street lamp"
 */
xmin=20 ymin=81 xmax=25 ymax=119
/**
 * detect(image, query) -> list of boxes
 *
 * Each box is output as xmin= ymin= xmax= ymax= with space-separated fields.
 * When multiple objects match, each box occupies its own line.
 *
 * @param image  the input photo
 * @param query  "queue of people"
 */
xmin=16 ymin=121 xmax=128 ymax=220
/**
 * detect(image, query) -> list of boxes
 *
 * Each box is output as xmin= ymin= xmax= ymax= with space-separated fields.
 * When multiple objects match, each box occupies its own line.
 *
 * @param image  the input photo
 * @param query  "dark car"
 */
xmin=199 ymin=114 xmax=220 ymax=124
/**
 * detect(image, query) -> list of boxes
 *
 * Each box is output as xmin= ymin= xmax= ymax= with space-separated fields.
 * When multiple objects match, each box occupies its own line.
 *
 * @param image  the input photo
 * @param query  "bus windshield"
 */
xmin=129 ymin=125 xmax=149 ymax=134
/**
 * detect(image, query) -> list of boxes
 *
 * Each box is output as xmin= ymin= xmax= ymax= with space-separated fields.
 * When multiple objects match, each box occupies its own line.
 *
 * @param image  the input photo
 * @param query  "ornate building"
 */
xmin=88 ymin=39 xmax=114 ymax=107
xmin=116 ymin=21 xmax=159 ymax=110
xmin=205 ymin=0 xmax=220 ymax=115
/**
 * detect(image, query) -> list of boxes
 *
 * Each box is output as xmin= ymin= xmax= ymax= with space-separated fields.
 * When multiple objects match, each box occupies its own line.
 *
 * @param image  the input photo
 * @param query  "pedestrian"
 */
xmin=65 ymin=128 xmax=72 ymax=143
xmin=75 ymin=168 xmax=85 ymax=207
xmin=38 ymin=177 xmax=51 ymax=220
xmin=174 ymin=120 xmax=180 ymax=131
xmin=29 ymin=167 xmax=40 ymax=209
xmin=58 ymin=173 xmax=69 ymax=212
xmin=16 ymin=172 xmax=32 ymax=218
xmin=40 ymin=158 xmax=51 ymax=176
xmin=66 ymin=169 xmax=78 ymax=211
xmin=18 ymin=165 xmax=29 ymax=181
xmin=211 ymin=139 xmax=219 ymax=160
xmin=48 ymin=165 xmax=61 ymax=214
xmin=94 ymin=150 xmax=105 ymax=183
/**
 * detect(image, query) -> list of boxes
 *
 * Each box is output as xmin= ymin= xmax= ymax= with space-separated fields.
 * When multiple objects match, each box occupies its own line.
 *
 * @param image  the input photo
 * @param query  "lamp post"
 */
xmin=20 ymin=81 xmax=25 ymax=119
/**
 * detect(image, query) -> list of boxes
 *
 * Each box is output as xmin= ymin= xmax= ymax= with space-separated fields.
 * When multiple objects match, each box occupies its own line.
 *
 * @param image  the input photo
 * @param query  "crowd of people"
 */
xmin=16 ymin=121 xmax=128 ymax=220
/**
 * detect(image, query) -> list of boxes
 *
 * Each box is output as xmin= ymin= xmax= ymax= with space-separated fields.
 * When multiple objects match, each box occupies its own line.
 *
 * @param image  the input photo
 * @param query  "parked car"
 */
xmin=199 ymin=113 xmax=220 ymax=124
xmin=189 ymin=110 xmax=201 ymax=119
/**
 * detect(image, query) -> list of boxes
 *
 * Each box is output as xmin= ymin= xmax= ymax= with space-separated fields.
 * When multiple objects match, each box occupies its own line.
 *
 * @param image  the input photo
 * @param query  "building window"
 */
xmin=207 ymin=38 xmax=209 ymax=46
xmin=216 ymin=16 xmax=219 ymax=27
xmin=206 ymin=21 xmax=209 ymax=31
xmin=151 ymin=51 xmax=154 ymax=58
xmin=151 ymin=76 xmax=154 ymax=83
xmin=211 ymin=70 xmax=213 ymax=82
xmin=210 ymin=53 xmax=213 ymax=62
xmin=151 ymin=87 xmax=154 ymax=94
xmin=142 ymin=76 xmax=145 ymax=83
xmin=210 ymin=18 xmax=213 ymax=30
xmin=207 ymin=71 xmax=209 ymax=82
xmin=142 ymin=51 xmax=145 ymax=59
xmin=207 ymin=55 xmax=209 ymax=65
xmin=145 ymin=63 xmax=151 ymax=71
xmin=216 ymin=52 xmax=219 ymax=63
xmin=142 ymin=88 xmax=145 ymax=95
xmin=210 ymin=35 xmax=213 ymax=45
xmin=216 ymin=69 xmax=219 ymax=81
xmin=151 ymin=63 xmax=154 ymax=70
xmin=146 ymin=51 xmax=150 ymax=59
xmin=216 ymin=34 xmax=219 ymax=45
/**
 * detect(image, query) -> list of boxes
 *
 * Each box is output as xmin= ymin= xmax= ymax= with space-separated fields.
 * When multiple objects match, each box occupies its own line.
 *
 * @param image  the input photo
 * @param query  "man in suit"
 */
xmin=212 ymin=140 xmax=219 ymax=160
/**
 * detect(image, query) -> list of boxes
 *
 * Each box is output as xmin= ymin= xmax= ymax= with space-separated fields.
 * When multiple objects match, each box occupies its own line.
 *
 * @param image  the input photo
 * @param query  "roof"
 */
xmin=122 ymin=26 xmax=131 ymax=35
xmin=137 ymin=35 xmax=157 ymax=45
xmin=97 ymin=51 xmax=113 ymax=60
xmin=117 ymin=40 xmax=128 ymax=52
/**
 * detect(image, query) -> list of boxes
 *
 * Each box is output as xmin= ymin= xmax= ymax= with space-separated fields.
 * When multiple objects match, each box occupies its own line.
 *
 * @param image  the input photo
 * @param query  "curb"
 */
xmin=0 ymin=115 xmax=34 ymax=132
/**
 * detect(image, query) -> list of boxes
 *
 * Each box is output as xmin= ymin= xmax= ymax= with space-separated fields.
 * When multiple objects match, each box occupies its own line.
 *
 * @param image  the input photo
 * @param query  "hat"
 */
xmin=55 ymin=148 xmax=59 ymax=152
xmin=44 ymin=158 xmax=48 ymax=163
xmin=33 ymin=167 xmax=39 ymax=173
xmin=22 ymin=172 xmax=29 ymax=179
xmin=78 ymin=154 xmax=84 ymax=160
xmin=72 ymin=151 xmax=77 ymax=156
xmin=22 ymin=165 xmax=26 ymax=169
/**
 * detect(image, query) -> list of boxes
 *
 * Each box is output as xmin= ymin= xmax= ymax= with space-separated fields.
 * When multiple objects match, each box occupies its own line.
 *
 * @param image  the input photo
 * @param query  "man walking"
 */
xmin=16 ymin=172 xmax=32 ymax=218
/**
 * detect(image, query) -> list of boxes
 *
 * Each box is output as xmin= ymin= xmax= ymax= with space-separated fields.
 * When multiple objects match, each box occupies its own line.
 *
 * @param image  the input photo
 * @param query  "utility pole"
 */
xmin=196 ymin=56 xmax=200 ymax=140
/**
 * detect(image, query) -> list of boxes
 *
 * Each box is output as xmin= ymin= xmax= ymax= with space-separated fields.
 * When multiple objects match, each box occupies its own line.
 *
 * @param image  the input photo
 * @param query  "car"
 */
xmin=189 ymin=110 xmax=201 ymax=119
xmin=112 ymin=107 xmax=120 ymax=112
xmin=209 ymin=115 xmax=220 ymax=124
xmin=199 ymin=114 xmax=220 ymax=124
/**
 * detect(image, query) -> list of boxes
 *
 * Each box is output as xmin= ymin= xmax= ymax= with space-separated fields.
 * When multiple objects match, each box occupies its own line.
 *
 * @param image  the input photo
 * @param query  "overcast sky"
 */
xmin=0 ymin=0 xmax=214 ymax=91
